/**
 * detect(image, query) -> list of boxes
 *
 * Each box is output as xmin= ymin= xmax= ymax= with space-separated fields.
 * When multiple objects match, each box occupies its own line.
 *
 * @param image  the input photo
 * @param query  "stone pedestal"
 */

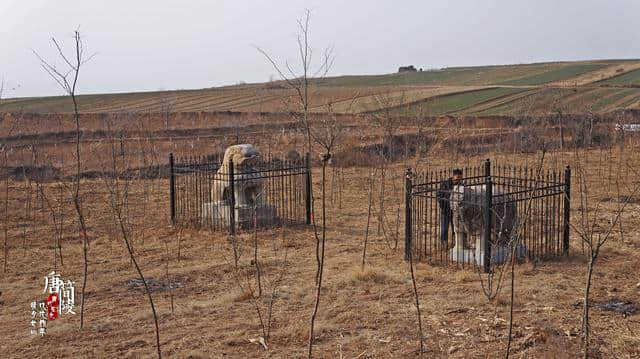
xmin=450 ymin=241 xmax=527 ymax=266
xmin=202 ymin=202 xmax=277 ymax=228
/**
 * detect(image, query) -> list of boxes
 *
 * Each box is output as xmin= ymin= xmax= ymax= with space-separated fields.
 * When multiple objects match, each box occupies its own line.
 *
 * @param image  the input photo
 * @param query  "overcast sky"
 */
xmin=1 ymin=0 xmax=639 ymax=98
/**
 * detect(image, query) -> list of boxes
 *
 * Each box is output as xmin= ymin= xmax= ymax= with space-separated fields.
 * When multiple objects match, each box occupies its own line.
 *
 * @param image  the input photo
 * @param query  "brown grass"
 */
xmin=0 ymin=147 xmax=639 ymax=358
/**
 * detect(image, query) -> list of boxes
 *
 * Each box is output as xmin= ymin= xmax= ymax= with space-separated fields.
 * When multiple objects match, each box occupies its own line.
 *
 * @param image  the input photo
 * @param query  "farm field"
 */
xmin=3 ymin=59 xmax=640 ymax=117
xmin=1 ymin=147 xmax=639 ymax=358
xmin=598 ymin=69 xmax=640 ymax=86
xmin=499 ymin=63 xmax=607 ymax=86
xmin=388 ymin=87 xmax=527 ymax=116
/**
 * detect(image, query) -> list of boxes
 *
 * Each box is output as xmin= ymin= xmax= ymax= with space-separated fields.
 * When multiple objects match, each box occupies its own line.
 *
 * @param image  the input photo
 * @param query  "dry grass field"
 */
xmin=1 ymin=145 xmax=640 ymax=358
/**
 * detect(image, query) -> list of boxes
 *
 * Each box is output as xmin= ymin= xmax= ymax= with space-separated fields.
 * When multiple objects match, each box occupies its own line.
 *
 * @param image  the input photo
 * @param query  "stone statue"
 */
xmin=203 ymin=144 xmax=276 ymax=228
xmin=450 ymin=183 xmax=525 ymax=266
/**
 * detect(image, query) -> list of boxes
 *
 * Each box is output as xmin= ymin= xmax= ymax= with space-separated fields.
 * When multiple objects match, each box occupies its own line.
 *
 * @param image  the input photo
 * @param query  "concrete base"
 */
xmin=450 ymin=243 xmax=527 ymax=267
xmin=201 ymin=202 xmax=277 ymax=228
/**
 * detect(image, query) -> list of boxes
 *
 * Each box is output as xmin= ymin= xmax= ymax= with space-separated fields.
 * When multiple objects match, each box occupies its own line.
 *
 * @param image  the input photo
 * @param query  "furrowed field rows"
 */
xmin=307 ymin=91 xmax=388 ymax=113
xmin=620 ymin=93 xmax=640 ymax=109
xmin=597 ymin=68 xmax=640 ymax=86
xmin=466 ymin=89 xmax=541 ymax=114
xmin=501 ymin=63 xmax=607 ymax=86
xmin=4 ymin=60 xmax=640 ymax=115
xmin=388 ymin=87 xmax=524 ymax=116
xmin=560 ymin=88 xmax=613 ymax=110
xmin=147 ymin=91 xmax=245 ymax=112
xmin=591 ymin=88 xmax=639 ymax=112
xmin=169 ymin=92 xmax=257 ymax=112
xmin=319 ymin=63 xmax=566 ymax=87
xmin=473 ymin=88 xmax=575 ymax=115
xmin=346 ymin=87 xmax=492 ymax=114
xmin=548 ymin=61 xmax=640 ymax=86
xmin=201 ymin=93 xmax=282 ymax=112
xmin=77 ymin=92 xmax=176 ymax=112
xmin=200 ymin=92 xmax=277 ymax=112
xmin=89 ymin=91 xmax=218 ymax=113
xmin=447 ymin=87 xmax=531 ymax=115
xmin=224 ymin=94 xmax=293 ymax=112
xmin=0 ymin=96 xmax=72 ymax=113
xmin=78 ymin=90 xmax=206 ymax=113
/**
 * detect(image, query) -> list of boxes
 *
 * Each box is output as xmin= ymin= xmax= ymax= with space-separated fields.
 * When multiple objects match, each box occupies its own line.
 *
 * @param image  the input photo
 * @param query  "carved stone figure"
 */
xmin=203 ymin=144 xmax=276 ymax=228
xmin=450 ymin=183 xmax=525 ymax=265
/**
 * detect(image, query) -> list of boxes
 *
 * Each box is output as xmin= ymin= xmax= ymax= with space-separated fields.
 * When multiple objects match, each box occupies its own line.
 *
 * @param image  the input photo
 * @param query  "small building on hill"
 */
xmin=398 ymin=65 xmax=417 ymax=73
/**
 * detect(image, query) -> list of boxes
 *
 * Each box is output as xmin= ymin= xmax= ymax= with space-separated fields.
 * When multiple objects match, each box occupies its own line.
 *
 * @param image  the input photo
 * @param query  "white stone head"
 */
xmin=221 ymin=144 xmax=261 ymax=170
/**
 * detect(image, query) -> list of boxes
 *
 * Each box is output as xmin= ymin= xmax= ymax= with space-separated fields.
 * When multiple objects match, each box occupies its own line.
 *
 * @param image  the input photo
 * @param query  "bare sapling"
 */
xmin=406 ymin=169 xmax=425 ymax=356
xmin=368 ymin=92 xmax=404 ymax=243
xmin=256 ymin=10 xmax=334 ymax=282
xmin=361 ymin=168 xmax=377 ymax=270
xmin=223 ymin=210 xmax=289 ymax=349
xmin=33 ymin=29 xmax=95 ymax=329
xmin=551 ymin=89 xmax=567 ymax=151
xmin=266 ymin=225 xmax=289 ymax=341
xmin=255 ymin=9 xmax=334 ymax=156
xmin=1 ymin=103 xmax=20 ymax=271
xmin=3 ymin=151 xmax=8 ymax=273
xmin=570 ymin=148 xmax=640 ymax=358
xmin=504 ymin=150 xmax=546 ymax=358
xmin=101 ymin=127 xmax=162 ymax=359
xmin=38 ymin=185 xmax=65 ymax=269
xmin=307 ymin=105 xmax=343 ymax=358
xmin=0 ymin=81 xmax=5 ymax=273
xmin=163 ymin=238 xmax=175 ymax=314
xmin=252 ymin=202 xmax=262 ymax=297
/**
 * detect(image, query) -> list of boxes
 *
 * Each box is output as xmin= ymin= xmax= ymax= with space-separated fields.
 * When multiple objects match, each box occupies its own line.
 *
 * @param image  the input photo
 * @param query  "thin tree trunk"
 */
xmin=505 ymin=254 xmax=516 ymax=358
xmin=117 ymin=209 xmax=162 ymax=358
xmin=308 ymin=159 xmax=327 ymax=359
xmin=3 ymin=165 xmax=8 ymax=273
xmin=583 ymin=252 xmax=596 ymax=359
xmin=362 ymin=170 xmax=374 ymax=270
xmin=253 ymin=207 xmax=262 ymax=297
xmin=409 ymin=250 xmax=424 ymax=356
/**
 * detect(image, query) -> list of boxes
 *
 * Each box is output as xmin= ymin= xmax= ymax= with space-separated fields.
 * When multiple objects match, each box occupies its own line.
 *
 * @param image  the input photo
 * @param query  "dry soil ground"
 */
xmin=1 ymin=148 xmax=640 ymax=358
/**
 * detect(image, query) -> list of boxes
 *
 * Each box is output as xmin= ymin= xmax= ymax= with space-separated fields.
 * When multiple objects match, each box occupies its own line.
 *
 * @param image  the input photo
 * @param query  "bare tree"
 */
xmin=256 ymin=9 xmax=334 ymax=156
xmin=160 ymin=96 xmax=175 ymax=130
xmin=361 ymin=168 xmax=376 ymax=270
xmin=101 ymin=120 xmax=162 ymax=358
xmin=405 ymin=169 xmax=425 ymax=356
xmin=2 ymin=151 xmax=8 ymax=273
xmin=224 ymin=195 xmax=290 ymax=350
xmin=257 ymin=10 xmax=337 ymax=287
xmin=570 ymin=148 xmax=640 ymax=358
xmin=368 ymin=91 xmax=407 ymax=243
xmin=504 ymin=151 xmax=547 ymax=358
xmin=34 ymin=29 xmax=95 ymax=328
xmin=0 ymin=78 xmax=6 ymax=272
xmin=551 ymin=89 xmax=567 ymax=151
xmin=307 ymin=105 xmax=343 ymax=358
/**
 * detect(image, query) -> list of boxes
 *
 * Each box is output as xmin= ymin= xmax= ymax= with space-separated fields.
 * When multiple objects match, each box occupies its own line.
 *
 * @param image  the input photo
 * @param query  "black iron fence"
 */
xmin=169 ymin=153 xmax=312 ymax=232
xmin=405 ymin=159 xmax=570 ymax=272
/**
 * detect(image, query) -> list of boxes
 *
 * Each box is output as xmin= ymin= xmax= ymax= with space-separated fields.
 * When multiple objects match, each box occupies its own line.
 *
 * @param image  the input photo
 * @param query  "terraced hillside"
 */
xmin=2 ymin=59 xmax=640 ymax=116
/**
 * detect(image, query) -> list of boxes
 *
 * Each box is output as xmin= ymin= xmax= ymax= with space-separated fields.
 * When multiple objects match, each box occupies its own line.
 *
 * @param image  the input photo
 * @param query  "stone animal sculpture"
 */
xmin=449 ymin=183 xmax=519 ymax=264
xmin=205 ymin=144 xmax=276 ymax=227
xmin=211 ymin=144 xmax=264 ymax=206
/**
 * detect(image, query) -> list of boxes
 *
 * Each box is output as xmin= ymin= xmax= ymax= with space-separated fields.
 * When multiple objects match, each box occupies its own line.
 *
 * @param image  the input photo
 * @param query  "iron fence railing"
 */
xmin=169 ymin=152 xmax=312 ymax=232
xmin=405 ymin=159 xmax=570 ymax=273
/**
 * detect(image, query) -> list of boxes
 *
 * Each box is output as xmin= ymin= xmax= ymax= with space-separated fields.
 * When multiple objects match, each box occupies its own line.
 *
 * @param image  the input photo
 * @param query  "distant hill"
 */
xmin=2 ymin=59 xmax=640 ymax=116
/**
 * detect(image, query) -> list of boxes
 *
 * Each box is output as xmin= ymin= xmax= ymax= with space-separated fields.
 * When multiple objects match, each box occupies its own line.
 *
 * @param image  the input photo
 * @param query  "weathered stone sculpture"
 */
xmin=450 ymin=183 xmax=525 ymax=266
xmin=202 ymin=144 xmax=277 ymax=228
